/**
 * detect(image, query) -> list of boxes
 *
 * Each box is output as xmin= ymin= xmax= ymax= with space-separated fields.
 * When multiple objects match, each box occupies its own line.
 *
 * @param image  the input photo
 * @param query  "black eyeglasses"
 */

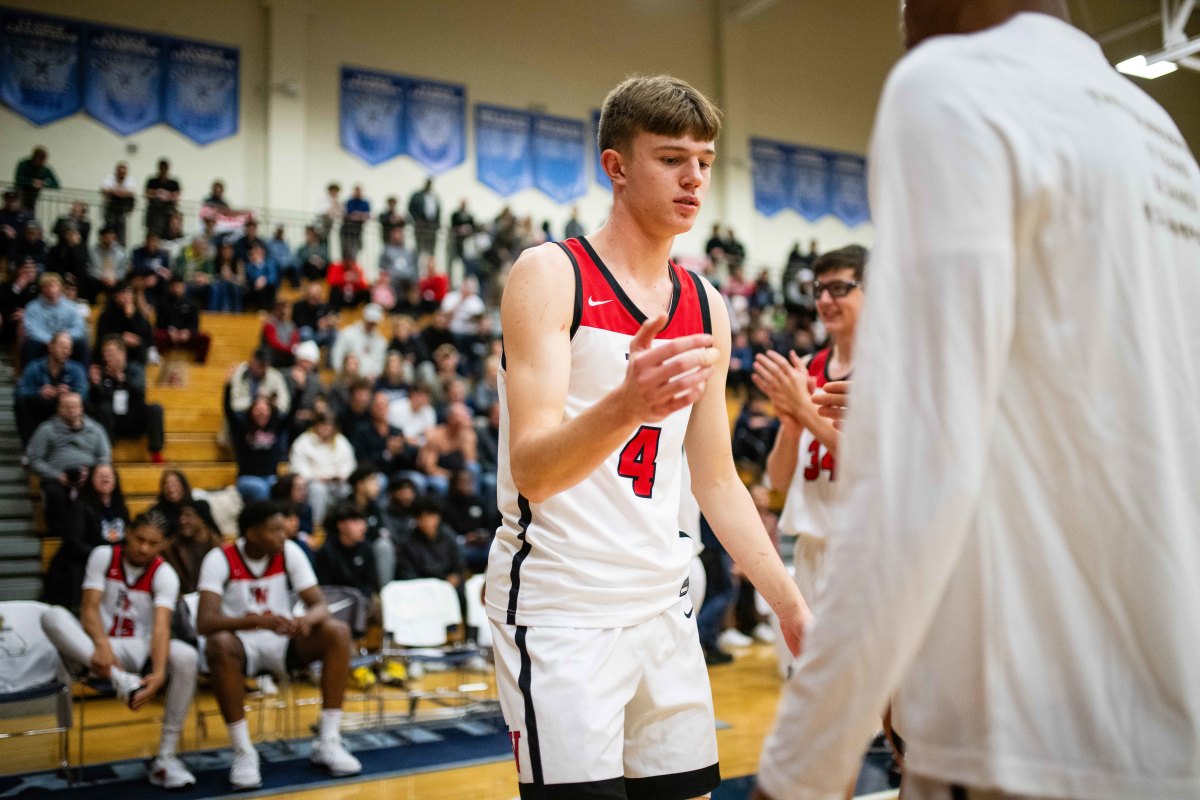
xmin=812 ymin=279 xmax=860 ymax=299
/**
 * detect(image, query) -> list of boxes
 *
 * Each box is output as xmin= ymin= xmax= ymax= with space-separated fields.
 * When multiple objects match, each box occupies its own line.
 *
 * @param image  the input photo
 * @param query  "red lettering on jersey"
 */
xmin=509 ymin=730 xmax=521 ymax=773
xmin=251 ymin=585 xmax=269 ymax=606
xmin=803 ymin=438 xmax=836 ymax=481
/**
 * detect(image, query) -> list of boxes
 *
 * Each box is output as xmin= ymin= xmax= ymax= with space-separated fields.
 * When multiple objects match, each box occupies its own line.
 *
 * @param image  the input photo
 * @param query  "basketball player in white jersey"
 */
xmin=41 ymin=513 xmax=199 ymax=789
xmin=754 ymin=246 xmax=864 ymax=612
xmin=755 ymin=2 xmax=1200 ymax=799
xmin=485 ymin=75 xmax=809 ymax=800
xmin=196 ymin=500 xmax=360 ymax=790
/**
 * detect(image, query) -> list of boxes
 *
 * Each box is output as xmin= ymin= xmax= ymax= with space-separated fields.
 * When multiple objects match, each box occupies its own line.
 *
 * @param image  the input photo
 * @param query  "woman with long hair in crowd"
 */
xmin=163 ymin=499 xmax=223 ymax=595
xmin=42 ymin=463 xmax=130 ymax=611
xmin=149 ymin=469 xmax=193 ymax=537
xmin=207 ymin=240 xmax=244 ymax=312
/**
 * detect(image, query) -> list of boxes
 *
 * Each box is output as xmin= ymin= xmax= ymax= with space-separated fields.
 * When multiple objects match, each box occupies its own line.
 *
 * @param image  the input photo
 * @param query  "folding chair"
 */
xmin=463 ymin=573 xmax=492 ymax=650
xmin=0 ymin=601 xmax=71 ymax=779
xmin=378 ymin=579 xmax=490 ymax=722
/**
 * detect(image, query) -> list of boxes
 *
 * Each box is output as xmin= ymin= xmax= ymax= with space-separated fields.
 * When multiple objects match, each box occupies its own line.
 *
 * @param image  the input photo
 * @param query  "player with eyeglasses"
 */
xmin=752 ymin=245 xmax=865 ymax=650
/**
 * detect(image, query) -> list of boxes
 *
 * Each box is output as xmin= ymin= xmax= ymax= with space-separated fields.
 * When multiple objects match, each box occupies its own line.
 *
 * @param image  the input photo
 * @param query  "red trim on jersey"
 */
xmin=563 ymin=237 xmax=706 ymax=339
xmin=222 ymin=541 xmax=286 ymax=582
xmin=106 ymin=545 xmax=163 ymax=590
xmin=809 ymin=348 xmax=832 ymax=389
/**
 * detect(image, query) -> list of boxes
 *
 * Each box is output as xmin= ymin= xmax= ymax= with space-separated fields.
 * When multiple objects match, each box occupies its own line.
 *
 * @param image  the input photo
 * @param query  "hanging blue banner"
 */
xmin=788 ymin=147 xmax=832 ymax=222
xmin=0 ymin=11 xmax=83 ymax=126
xmin=829 ymin=153 xmax=870 ymax=226
xmin=163 ymin=38 xmax=239 ymax=145
xmin=405 ymin=78 xmax=465 ymax=174
xmin=84 ymin=25 xmax=163 ymax=136
xmin=750 ymin=137 xmax=870 ymax=226
xmin=592 ymin=109 xmax=610 ymax=190
xmin=340 ymin=67 xmax=406 ymax=166
xmin=532 ymin=113 xmax=587 ymax=204
xmin=750 ymin=138 xmax=790 ymax=217
xmin=475 ymin=104 xmax=533 ymax=197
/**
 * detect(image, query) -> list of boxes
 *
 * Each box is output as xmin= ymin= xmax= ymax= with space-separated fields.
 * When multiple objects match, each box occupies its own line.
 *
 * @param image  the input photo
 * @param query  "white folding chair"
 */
xmin=378 ymin=579 xmax=489 ymax=722
xmin=463 ymin=573 xmax=492 ymax=649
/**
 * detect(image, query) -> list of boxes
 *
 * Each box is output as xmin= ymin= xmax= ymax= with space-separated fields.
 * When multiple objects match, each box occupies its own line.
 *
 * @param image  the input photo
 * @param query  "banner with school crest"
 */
xmin=84 ymin=25 xmax=163 ymax=136
xmin=340 ymin=67 xmax=407 ymax=166
xmin=474 ymin=104 xmax=533 ymax=197
xmin=404 ymin=78 xmax=465 ymax=174
xmin=163 ymin=38 xmax=239 ymax=145
xmin=0 ymin=8 xmax=240 ymax=144
xmin=0 ymin=10 xmax=83 ymax=126
xmin=750 ymin=137 xmax=871 ymax=227
xmin=531 ymin=113 xmax=587 ymax=203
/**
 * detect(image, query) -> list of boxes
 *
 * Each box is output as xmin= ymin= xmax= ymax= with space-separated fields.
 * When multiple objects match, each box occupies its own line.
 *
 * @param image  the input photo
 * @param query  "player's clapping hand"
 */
xmin=812 ymin=380 xmax=851 ymax=428
xmin=618 ymin=312 xmax=716 ymax=423
xmin=752 ymin=351 xmax=817 ymax=425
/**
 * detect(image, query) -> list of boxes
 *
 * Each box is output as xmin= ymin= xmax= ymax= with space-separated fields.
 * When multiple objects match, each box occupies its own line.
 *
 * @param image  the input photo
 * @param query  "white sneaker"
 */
xmin=753 ymin=622 xmax=777 ymax=644
xmin=148 ymin=755 xmax=196 ymax=789
xmin=147 ymin=346 xmax=162 ymax=365
xmin=256 ymin=674 xmax=279 ymax=696
xmin=109 ymin=669 xmax=143 ymax=706
xmin=718 ymin=628 xmax=755 ymax=649
xmin=310 ymin=735 xmax=362 ymax=776
xmin=229 ymin=748 xmax=262 ymax=790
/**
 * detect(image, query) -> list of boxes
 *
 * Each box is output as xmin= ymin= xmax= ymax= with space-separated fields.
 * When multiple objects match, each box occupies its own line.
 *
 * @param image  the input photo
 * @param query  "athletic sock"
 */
xmin=318 ymin=708 xmax=343 ymax=740
xmin=158 ymin=725 xmax=182 ymax=759
xmin=227 ymin=719 xmax=253 ymax=755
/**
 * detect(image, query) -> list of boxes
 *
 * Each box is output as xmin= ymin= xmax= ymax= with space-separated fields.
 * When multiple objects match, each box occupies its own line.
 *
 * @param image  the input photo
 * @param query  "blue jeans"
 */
xmin=236 ymin=475 xmax=276 ymax=503
xmin=210 ymin=279 xmax=244 ymax=312
xmin=697 ymin=552 xmax=734 ymax=652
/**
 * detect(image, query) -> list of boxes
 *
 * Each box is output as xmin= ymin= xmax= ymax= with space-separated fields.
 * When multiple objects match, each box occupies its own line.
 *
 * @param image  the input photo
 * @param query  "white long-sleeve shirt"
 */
xmin=759 ymin=13 xmax=1200 ymax=800
xmin=288 ymin=430 xmax=357 ymax=482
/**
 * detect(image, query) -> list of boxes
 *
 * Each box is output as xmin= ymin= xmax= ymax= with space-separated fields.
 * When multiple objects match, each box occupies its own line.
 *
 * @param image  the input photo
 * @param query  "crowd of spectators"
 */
xmin=8 ymin=143 xmax=844 ymax=674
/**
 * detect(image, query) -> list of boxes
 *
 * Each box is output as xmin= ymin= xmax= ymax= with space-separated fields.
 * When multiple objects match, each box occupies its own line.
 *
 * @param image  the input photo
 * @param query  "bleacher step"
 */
xmin=0 ymin=466 xmax=26 ymax=482
xmin=0 ymin=537 xmax=40 ymax=559
xmin=0 ymin=575 xmax=42 ymax=601
xmin=0 ymin=558 xmax=41 ymax=577
xmin=0 ymin=498 xmax=33 ymax=518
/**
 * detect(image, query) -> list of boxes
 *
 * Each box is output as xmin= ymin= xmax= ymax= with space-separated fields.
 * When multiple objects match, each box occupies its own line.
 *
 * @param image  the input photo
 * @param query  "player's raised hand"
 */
xmin=812 ymin=380 xmax=851 ymax=426
xmin=752 ymin=351 xmax=816 ymax=425
xmin=618 ymin=312 xmax=717 ymax=423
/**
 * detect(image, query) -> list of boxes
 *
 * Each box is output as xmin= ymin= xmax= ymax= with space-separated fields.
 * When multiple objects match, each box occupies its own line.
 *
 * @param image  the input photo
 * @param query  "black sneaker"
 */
xmin=704 ymin=647 xmax=734 ymax=666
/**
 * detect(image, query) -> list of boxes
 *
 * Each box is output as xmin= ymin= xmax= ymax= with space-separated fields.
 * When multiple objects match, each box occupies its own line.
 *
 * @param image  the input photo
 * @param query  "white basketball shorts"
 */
xmin=490 ymin=597 xmax=720 ymax=800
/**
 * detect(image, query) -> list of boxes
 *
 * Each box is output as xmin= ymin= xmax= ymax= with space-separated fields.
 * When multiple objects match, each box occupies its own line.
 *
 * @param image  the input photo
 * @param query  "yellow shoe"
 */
xmin=381 ymin=661 xmax=408 ymax=684
xmin=351 ymin=665 xmax=377 ymax=691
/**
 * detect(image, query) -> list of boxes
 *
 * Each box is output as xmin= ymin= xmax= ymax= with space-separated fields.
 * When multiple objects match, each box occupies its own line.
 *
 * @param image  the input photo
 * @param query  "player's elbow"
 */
xmin=510 ymin=459 xmax=553 ymax=505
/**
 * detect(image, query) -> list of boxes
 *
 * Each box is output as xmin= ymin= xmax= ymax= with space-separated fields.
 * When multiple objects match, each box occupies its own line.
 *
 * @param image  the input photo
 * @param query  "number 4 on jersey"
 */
xmin=618 ymin=425 xmax=662 ymax=498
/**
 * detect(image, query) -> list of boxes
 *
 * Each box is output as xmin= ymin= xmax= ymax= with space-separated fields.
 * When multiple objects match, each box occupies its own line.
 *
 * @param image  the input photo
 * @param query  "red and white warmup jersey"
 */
xmin=82 ymin=545 xmax=179 ymax=640
xmin=777 ymin=348 xmax=847 ymax=540
xmin=486 ymin=236 xmax=713 ymax=628
xmin=197 ymin=539 xmax=317 ymax=620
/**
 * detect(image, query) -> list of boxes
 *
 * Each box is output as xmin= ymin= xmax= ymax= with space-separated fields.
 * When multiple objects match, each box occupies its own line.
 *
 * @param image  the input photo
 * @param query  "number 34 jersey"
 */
xmin=485 ymin=237 xmax=713 ymax=629
xmin=777 ymin=347 xmax=842 ymax=540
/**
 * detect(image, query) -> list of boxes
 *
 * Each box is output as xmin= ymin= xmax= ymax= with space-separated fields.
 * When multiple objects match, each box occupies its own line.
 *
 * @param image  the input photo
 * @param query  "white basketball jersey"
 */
xmin=778 ymin=348 xmax=845 ymax=540
xmin=485 ymin=237 xmax=712 ymax=628
xmin=82 ymin=545 xmax=177 ymax=640
xmin=198 ymin=539 xmax=315 ymax=620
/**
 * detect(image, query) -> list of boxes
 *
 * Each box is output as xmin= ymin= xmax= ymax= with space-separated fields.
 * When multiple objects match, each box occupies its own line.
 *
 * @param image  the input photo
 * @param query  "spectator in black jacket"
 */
xmin=441 ymin=470 xmax=495 ymax=573
xmin=88 ymin=335 xmax=166 ymax=463
xmin=224 ymin=383 xmax=291 ymax=503
xmin=395 ymin=497 xmax=464 ymax=586
xmin=45 ymin=225 xmax=90 ymax=289
xmin=293 ymin=281 xmax=338 ymax=357
xmin=0 ymin=257 xmax=40 ymax=342
xmin=154 ymin=277 xmax=211 ymax=363
xmin=351 ymin=391 xmax=418 ymax=478
xmin=95 ymin=282 xmax=153 ymax=365
xmin=314 ymin=501 xmax=379 ymax=599
xmin=41 ymin=463 xmax=130 ymax=612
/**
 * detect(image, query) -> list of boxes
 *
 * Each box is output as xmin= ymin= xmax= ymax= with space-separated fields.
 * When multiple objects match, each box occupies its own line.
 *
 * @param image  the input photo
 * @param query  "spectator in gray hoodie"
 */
xmin=26 ymin=392 xmax=112 ymax=538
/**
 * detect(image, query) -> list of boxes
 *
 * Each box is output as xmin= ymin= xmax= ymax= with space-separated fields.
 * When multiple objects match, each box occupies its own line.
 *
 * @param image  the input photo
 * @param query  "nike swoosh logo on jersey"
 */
xmin=587 ymin=297 xmax=613 ymax=307
xmin=684 ymin=606 xmax=694 ymax=619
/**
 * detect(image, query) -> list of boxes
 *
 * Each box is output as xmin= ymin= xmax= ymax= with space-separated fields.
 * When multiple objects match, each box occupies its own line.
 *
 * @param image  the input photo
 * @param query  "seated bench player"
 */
xmin=41 ymin=512 xmax=198 ymax=789
xmin=196 ymin=500 xmax=361 ymax=790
